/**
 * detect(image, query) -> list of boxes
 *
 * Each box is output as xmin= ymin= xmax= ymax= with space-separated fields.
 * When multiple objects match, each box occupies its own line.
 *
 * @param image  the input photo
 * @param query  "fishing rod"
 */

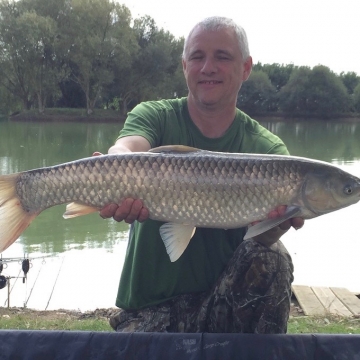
xmin=0 ymin=253 xmax=57 ymax=286
xmin=0 ymin=253 xmax=58 ymax=308
xmin=0 ymin=253 xmax=55 ymax=264
xmin=0 ymin=254 xmax=56 ymax=294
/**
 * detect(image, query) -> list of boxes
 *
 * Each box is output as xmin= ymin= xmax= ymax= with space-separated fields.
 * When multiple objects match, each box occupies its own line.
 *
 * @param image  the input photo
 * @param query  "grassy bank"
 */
xmin=1 ymin=307 xmax=360 ymax=333
xmin=10 ymin=108 xmax=126 ymax=123
xmin=287 ymin=315 xmax=360 ymax=334
xmin=0 ymin=308 xmax=113 ymax=332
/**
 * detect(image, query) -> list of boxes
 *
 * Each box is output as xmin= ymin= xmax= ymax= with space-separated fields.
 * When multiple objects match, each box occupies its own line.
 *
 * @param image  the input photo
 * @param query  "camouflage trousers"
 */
xmin=109 ymin=239 xmax=294 ymax=334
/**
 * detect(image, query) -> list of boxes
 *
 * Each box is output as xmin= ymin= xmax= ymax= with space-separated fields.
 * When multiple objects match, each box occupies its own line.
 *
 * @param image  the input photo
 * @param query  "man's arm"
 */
xmin=108 ymin=136 xmax=152 ymax=154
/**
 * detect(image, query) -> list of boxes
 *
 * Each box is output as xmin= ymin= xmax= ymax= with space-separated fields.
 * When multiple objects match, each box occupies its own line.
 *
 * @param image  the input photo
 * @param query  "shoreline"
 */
xmin=9 ymin=114 xmax=126 ymax=123
xmin=0 ymin=297 xmax=304 ymax=319
xmin=7 ymin=110 xmax=360 ymax=123
xmin=8 ymin=109 xmax=126 ymax=123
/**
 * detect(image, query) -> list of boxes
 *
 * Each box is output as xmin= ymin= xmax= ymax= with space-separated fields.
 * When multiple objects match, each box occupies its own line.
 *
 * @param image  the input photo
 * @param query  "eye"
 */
xmin=218 ymin=55 xmax=231 ymax=60
xmin=344 ymin=185 xmax=353 ymax=195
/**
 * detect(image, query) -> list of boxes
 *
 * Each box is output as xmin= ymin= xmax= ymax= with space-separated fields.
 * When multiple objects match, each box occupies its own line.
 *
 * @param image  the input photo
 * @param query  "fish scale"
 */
xmin=15 ymin=152 xmax=301 ymax=226
xmin=1 ymin=146 xmax=360 ymax=260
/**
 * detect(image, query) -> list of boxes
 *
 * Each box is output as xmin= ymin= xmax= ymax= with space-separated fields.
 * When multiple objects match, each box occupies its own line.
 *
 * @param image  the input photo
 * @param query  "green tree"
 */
xmin=18 ymin=11 xmax=59 ymax=112
xmin=0 ymin=1 xmax=34 ymax=110
xmin=237 ymin=70 xmax=277 ymax=114
xmin=0 ymin=0 xmax=67 ymax=112
xmin=354 ymin=82 xmax=360 ymax=113
xmin=278 ymin=66 xmax=311 ymax=115
xmin=254 ymin=63 xmax=295 ymax=91
xmin=279 ymin=66 xmax=351 ymax=118
xmin=340 ymin=71 xmax=360 ymax=95
xmin=110 ymin=15 xmax=184 ymax=114
xmin=0 ymin=82 xmax=22 ymax=115
xmin=59 ymin=0 xmax=134 ymax=114
xmin=306 ymin=65 xmax=351 ymax=117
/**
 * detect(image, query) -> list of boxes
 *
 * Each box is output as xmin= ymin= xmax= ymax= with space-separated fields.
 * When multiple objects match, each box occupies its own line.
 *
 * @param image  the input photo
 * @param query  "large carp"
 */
xmin=1 ymin=145 xmax=360 ymax=261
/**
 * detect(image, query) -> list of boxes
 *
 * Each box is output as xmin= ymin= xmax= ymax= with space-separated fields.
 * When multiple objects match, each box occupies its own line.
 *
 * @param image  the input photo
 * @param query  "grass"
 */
xmin=287 ymin=315 xmax=360 ymax=334
xmin=0 ymin=316 xmax=111 ymax=331
xmin=1 ymin=308 xmax=360 ymax=333
xmin=0 ymin=309 xmax=112 ymax=331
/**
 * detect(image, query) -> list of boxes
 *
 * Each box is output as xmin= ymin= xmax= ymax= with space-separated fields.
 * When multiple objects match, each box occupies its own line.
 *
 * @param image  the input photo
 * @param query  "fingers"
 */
xmin=115 ymin=199 xmax=148 ymax=224
xmin=92 ymin=151 xmax=103 ymax=156
xmin=290 ymin=217 xmax=305 ymax=230
xmin=267 ymin=205 xmax=287 ymax=219
xmin=251 ymin=205 xmax=305 ymax=247
xmin=99 ymin=204 xmax=118 ymax=219
xmin=267 ymin=205 xmax=304 ymax=231
xmin=99 ymin=199 xmax=149 ymax=224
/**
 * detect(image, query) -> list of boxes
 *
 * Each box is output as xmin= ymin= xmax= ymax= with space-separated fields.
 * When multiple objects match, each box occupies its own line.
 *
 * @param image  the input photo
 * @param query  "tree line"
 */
xmin=0 ymin=0 xmax=359 ymax=119
xmin=237 ymin=64 xmax=360 ymax=118
xmin=0 ymin=0 xmax=187 ymax=116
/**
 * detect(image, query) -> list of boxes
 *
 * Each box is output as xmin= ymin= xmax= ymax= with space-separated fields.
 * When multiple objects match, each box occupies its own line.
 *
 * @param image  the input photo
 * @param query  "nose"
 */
xmin=201 ymin=57 xmax=217 ymax=75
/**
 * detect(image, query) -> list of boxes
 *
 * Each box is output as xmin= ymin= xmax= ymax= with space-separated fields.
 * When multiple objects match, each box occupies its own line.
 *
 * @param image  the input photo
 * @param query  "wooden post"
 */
xmin=7 ymin=277 xmax=10 ymax=309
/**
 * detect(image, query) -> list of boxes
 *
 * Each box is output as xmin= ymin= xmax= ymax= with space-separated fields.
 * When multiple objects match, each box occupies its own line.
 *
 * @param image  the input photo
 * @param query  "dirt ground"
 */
xmin=0 ymin=297 xmax=304 ymax=322
xmin=0 ymin=306 xmax=118 ymax=321
xmin=290 ymin=297 xmax=304 ymax=317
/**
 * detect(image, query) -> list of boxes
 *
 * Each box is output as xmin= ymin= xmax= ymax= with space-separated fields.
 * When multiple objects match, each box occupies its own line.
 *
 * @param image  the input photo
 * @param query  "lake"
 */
xmin=1 ymin=118 xmax=360 ymax=311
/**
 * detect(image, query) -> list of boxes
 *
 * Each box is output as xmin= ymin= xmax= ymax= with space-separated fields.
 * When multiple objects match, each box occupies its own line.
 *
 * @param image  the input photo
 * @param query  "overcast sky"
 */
xmin=120 ymin=0 xmax=360 ymax=75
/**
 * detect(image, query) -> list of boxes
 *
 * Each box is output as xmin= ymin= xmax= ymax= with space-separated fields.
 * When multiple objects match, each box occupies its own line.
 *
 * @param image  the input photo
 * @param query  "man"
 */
xmin=99 ymin=16 xmax=304 ymax=333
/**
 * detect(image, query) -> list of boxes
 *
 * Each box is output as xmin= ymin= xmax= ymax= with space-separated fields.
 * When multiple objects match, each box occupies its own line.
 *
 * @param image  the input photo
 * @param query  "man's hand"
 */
xmin=252 ymin=205 xmax=304 ymax=247
xmin=99 ymin=200 xmax=149 ymax=224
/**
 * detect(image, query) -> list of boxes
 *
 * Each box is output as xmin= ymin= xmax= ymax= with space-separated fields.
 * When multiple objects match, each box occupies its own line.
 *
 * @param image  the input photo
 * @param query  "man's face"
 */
xmin=182 ymin=26 xmax=252 ymax=109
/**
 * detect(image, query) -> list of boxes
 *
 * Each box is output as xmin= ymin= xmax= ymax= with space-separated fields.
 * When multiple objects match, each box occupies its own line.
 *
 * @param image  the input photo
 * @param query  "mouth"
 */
xmin=198 ymin=80 xmax=222 ymax=85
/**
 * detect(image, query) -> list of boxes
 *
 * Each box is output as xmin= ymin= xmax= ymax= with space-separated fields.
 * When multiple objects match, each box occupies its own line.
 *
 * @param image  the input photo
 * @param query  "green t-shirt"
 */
xmin=115 ymin=97 xmax=289 ymax=310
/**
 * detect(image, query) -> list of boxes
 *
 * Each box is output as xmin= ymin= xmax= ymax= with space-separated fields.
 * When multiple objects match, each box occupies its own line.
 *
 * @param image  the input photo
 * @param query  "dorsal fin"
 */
xmin=148 ymin=145 xmax=202 ymax=154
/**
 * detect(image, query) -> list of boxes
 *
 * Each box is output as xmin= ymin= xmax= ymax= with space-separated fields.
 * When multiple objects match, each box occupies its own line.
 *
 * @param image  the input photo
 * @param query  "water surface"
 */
xmin=1 ymin=119 xmax=360 ymax=310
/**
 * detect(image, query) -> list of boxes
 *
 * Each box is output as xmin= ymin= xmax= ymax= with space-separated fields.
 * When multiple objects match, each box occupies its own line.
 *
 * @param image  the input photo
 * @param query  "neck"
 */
xmin=187 ymin=97 xmax=236 ymax=138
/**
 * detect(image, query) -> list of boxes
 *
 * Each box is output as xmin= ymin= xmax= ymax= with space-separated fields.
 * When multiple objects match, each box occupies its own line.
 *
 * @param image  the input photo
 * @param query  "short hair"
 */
xmin=182 ymin=16 xmax=250 ymax=61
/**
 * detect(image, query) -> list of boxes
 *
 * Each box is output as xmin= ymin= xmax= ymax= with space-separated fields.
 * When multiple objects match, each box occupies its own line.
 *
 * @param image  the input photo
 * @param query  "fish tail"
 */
xmin=0 ymin=173 xmax=37 ymax=252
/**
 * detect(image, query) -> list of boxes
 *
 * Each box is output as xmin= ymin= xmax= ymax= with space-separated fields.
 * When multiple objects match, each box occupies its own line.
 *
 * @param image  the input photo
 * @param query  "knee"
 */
xmin=236 ymin=239 xmax=294 ymax=285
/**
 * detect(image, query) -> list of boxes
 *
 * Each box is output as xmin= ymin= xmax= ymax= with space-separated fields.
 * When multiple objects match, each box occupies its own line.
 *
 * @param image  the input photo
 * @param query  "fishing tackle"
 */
xmin=22 ymin=258 xmax=30 ymax=283
xmin=0 ymin=275 xmax=6 ymax=290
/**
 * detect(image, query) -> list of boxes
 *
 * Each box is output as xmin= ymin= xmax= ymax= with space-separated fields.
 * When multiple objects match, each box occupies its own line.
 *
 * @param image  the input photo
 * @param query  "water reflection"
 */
xmin=1 ymin=119 xmax=360 ymax=255
xmin=1 ymin=118 xmax=360 ymax=310
xmin=0 ymin=120 xmax=129 ymax=254
xmin=261 ymin=120 xmax=360 ymax=162
xmin=0 ymin=121 xmax=123 ymax=171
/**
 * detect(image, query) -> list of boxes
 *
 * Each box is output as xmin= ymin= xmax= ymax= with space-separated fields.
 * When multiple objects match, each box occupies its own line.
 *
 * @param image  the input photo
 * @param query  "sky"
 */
xmin=120 ymin=0 xmax=360 ymax=75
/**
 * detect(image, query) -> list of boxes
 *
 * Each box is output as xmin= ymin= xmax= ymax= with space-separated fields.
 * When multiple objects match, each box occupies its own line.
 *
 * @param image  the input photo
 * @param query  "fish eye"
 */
xmin=344 ymin=185 xmax=353 ymax=195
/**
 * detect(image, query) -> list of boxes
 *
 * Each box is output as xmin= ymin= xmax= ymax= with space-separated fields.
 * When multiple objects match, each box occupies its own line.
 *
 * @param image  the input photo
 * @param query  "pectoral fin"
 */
xmin=63 ymin=202 xmax=99 ymax=219
xmin=159 ymin=223 xmax=196 ymax=262
xmin=244 ymin=206 xmax=302 ymax=240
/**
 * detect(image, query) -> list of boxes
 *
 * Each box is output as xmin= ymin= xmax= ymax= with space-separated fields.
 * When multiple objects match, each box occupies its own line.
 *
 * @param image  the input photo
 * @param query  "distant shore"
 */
xmin=7 ymin=108 xmax=360 ymax=123
xmin=9 ymin=108 xmax=126 ymax=123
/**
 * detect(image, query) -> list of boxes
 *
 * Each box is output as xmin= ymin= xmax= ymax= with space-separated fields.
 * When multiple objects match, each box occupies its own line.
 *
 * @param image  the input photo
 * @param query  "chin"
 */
xmin=197 ymin=97 xmax=218 ymax=106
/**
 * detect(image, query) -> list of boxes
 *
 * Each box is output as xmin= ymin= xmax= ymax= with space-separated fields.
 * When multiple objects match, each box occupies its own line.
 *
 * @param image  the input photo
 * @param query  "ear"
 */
xmin=242 ymin=56 xmax=253 ymax=82
xmin=182 ymin=58 xmax=187 ymax=74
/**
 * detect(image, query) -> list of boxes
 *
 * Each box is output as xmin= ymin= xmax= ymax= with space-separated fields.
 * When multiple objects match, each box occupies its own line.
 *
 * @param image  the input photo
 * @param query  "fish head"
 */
xmin=303 ymin=168 xmax=360 ymax=215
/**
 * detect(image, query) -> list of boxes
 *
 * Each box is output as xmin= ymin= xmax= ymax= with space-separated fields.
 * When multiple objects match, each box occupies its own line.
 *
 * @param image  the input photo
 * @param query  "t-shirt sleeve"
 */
xmin=262 ymin=140 xmax=289 ymax=155
xmin=117 ymin=102 xmax=163 ymax=148
xmin=243 ymin=119 xmax=290 ymax=156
